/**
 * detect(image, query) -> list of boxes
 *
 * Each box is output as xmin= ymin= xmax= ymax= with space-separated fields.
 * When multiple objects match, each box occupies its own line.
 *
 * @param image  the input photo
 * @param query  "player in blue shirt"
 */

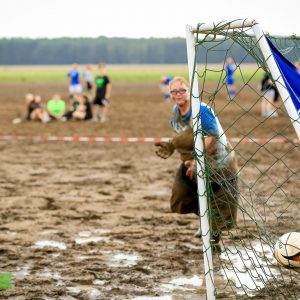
xmin=155 ymin=76 xmax=239 ymax=251
xmin=67 ymin=63 xmax=83 ymax=110
xmin=67 ymin=63 xmax=82 ymax=96
xmin=225 ymin=57 xmax=236 ymax=100
xmin=159 ymin=75 xmax=172 ymax=102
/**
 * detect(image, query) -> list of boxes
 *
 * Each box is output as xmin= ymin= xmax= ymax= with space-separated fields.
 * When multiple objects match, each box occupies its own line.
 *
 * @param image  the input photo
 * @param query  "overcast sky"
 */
xmin=0 ymin=0 xmax=299 ymax=39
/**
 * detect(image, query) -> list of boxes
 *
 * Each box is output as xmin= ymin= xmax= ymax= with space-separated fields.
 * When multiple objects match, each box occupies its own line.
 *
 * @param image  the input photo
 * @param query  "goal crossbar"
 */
xmin=190 ymin=19 xmax=257 ymax=34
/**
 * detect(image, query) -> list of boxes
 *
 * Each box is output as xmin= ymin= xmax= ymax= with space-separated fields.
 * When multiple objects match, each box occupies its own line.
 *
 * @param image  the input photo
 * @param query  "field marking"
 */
xmin=0 ymin=135 xmax=299 ymax=144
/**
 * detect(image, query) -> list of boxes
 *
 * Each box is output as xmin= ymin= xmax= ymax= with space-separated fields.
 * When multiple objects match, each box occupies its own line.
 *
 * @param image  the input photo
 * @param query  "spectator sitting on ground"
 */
xmin=26 ymin=93 xmax=51 ymax=123
xmin=61 ymin=94 xmax=92 ymax=121
xmin=260 ymin=72 xmax=279 ymax=117
xmin=47 ymin=94 xmax=66 ymax=120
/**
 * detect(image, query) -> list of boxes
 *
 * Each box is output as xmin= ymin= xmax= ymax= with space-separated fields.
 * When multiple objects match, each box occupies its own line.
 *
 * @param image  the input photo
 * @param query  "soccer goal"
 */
xmin=185 ymin=19 xmax=300 ymax=299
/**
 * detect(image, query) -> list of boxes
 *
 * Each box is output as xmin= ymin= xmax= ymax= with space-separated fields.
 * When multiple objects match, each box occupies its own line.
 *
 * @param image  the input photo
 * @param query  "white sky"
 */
xmin=0 ymin=0 xmax=299 ymax=39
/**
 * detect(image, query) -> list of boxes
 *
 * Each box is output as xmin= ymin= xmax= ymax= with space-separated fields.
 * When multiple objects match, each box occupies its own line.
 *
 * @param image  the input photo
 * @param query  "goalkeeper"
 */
xmin=155 ymin=76 xmax=239 ymax=249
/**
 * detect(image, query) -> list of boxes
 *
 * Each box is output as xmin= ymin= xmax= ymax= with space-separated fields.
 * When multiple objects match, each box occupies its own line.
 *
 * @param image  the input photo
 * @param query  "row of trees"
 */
xmin=0 ymin=36 xmax=253 ymax=65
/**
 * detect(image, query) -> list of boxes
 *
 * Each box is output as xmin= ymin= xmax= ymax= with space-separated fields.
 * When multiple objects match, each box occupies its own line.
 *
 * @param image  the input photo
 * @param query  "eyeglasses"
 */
xmin=170 ymin=88 xmax=187 ymax=95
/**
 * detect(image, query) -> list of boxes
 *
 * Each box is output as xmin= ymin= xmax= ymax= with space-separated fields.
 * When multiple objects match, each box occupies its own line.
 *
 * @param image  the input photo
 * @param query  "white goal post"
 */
xmin=185 ymin=19 xmax=300 ymax=300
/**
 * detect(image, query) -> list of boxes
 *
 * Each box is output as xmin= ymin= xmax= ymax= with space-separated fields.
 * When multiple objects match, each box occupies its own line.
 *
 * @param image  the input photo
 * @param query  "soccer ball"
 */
xmin=274 ymin=232 xmax=300 ymax=268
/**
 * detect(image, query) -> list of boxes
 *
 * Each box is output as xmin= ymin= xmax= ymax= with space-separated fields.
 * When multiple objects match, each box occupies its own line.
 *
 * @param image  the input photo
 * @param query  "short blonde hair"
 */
xmin=35 ymin=95 xmax=42 ymax=103
xmin=169 ymin=76 xmax=190 ymax=89
xmin=25 ymin=93 xmax=34 ymax=105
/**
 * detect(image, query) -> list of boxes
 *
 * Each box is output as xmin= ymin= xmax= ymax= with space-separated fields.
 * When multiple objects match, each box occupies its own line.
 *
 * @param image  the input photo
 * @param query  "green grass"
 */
xmin=0 ymin=64 xmax=263 ymax=82
xmin=0 ymin=65 xmax=188 ymax=82
xmin=0 ymin=273 xmax=12 ymax=290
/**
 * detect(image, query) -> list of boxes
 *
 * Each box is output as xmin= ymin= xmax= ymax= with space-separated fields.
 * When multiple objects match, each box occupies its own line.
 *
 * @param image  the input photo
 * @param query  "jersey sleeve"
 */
xmin=200 ymin=105 xmax=219 ymax=136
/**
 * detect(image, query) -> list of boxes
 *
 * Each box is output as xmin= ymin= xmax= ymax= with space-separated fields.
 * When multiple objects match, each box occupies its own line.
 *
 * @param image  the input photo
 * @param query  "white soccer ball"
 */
xmin=274 ymin=232 xmax=300 ymax=268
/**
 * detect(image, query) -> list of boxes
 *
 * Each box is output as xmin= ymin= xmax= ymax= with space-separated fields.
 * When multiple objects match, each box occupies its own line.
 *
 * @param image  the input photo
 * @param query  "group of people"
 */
xmin=21 ymin=63 xmax=111 ymax=124
xmin=24 ymin=93 xmax=92 ymax=123
xmin=67 ymin=63 xmax=111 ymax=122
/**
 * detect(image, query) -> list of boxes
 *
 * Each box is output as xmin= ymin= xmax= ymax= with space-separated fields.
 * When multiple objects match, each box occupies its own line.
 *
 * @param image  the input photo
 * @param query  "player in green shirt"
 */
xmin=47 ymin=94 xmax=66 ymax=119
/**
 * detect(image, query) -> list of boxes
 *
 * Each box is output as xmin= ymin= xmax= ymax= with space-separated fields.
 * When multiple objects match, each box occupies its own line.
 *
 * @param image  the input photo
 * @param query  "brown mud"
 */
xmin=0 ymin=81 xmax=299 ymax=299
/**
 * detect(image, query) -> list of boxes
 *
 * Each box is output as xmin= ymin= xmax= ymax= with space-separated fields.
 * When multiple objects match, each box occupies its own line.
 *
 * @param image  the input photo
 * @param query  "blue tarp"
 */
xmin=267 ymin=37 xmax=300 ymax=117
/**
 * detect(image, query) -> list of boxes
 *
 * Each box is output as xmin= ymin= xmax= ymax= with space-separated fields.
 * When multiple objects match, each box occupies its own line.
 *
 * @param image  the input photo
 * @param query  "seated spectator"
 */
xmin=26 ymin=93 xmax=51 ymax=123
xmin=47 ymin=94 xmax=66 ymax=120
xmin=61 ymin=94 xmax=92 ymax=121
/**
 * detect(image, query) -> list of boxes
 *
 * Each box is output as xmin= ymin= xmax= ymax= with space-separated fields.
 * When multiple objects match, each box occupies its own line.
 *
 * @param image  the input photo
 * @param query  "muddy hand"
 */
xmin=154 ymin=141 xmax=175 ymax=159
xmin=185 ymin=160 xmax=196 ymax=180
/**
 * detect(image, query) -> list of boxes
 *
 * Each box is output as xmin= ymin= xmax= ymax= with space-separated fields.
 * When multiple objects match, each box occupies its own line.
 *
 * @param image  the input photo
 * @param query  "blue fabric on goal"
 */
xmin=267 ymin=37 xmax=300 ymax=117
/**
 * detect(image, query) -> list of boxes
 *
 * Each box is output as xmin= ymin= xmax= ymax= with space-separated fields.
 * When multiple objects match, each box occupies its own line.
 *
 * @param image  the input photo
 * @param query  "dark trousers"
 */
xmin=170 ymin=163 xmax=238 ymax=234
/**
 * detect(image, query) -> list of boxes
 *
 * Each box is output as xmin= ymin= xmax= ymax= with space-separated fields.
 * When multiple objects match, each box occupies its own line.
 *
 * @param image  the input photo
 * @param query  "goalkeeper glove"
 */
xmin=154 ymin=141 xmax=175 ymax=159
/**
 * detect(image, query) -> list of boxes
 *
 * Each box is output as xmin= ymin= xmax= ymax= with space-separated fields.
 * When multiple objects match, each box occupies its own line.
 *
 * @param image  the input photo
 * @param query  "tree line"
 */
xmin=0 ymin=36 xmax=254 ymax=65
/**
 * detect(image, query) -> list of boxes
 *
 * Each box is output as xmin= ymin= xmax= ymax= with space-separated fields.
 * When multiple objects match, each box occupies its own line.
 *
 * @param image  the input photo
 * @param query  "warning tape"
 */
xmin=0 ymin=135 xmax=170 ymax=143
xmin=0 ymin=135 xmax=299 ymax=144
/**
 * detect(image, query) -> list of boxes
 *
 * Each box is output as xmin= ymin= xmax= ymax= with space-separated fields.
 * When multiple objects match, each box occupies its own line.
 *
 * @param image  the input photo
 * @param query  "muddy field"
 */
xmin=0 ymin=81 xmax=299 ymax=300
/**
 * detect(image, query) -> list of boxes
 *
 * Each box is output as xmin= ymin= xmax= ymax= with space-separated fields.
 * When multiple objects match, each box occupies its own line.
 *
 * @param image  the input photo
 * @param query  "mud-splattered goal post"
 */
xmin=185 ymin=19 xmax=300 ymax=299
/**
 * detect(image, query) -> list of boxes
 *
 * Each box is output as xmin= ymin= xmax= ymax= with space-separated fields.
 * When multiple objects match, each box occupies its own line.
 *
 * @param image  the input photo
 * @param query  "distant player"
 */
xmin=92 ymin=63 xmax=112 ymax=122
xmin=225 ymin=57 xmax=236 ymax=100
xmin=154 ymin=76 xmax=239 ymax=252
xmin=260 ymin=72 xmax=279 ymax=117
xmin=82 ymin=64 xmax=94 ymax=95
xmin=159 ymin=75 xmax=172 ymax=101
xmin=67 ymin=63 xmax=82 ymax=99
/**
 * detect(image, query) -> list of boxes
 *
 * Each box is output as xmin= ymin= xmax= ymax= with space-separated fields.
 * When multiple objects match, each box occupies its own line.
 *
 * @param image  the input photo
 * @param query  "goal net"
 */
xmin=185 ymin=19 xmax=300 ymax=299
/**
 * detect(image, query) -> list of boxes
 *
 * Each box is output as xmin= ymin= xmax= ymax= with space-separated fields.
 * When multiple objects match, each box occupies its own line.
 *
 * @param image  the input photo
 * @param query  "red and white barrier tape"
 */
xmin=0 ymin=135 xmax=299 ymax=144
xmin=0 ymin=135 xmax=170 ymax=143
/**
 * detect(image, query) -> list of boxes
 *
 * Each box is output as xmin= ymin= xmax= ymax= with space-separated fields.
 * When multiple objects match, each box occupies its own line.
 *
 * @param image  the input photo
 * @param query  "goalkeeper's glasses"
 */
xmin=170 ymin=88 xmax=187 ymax=95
